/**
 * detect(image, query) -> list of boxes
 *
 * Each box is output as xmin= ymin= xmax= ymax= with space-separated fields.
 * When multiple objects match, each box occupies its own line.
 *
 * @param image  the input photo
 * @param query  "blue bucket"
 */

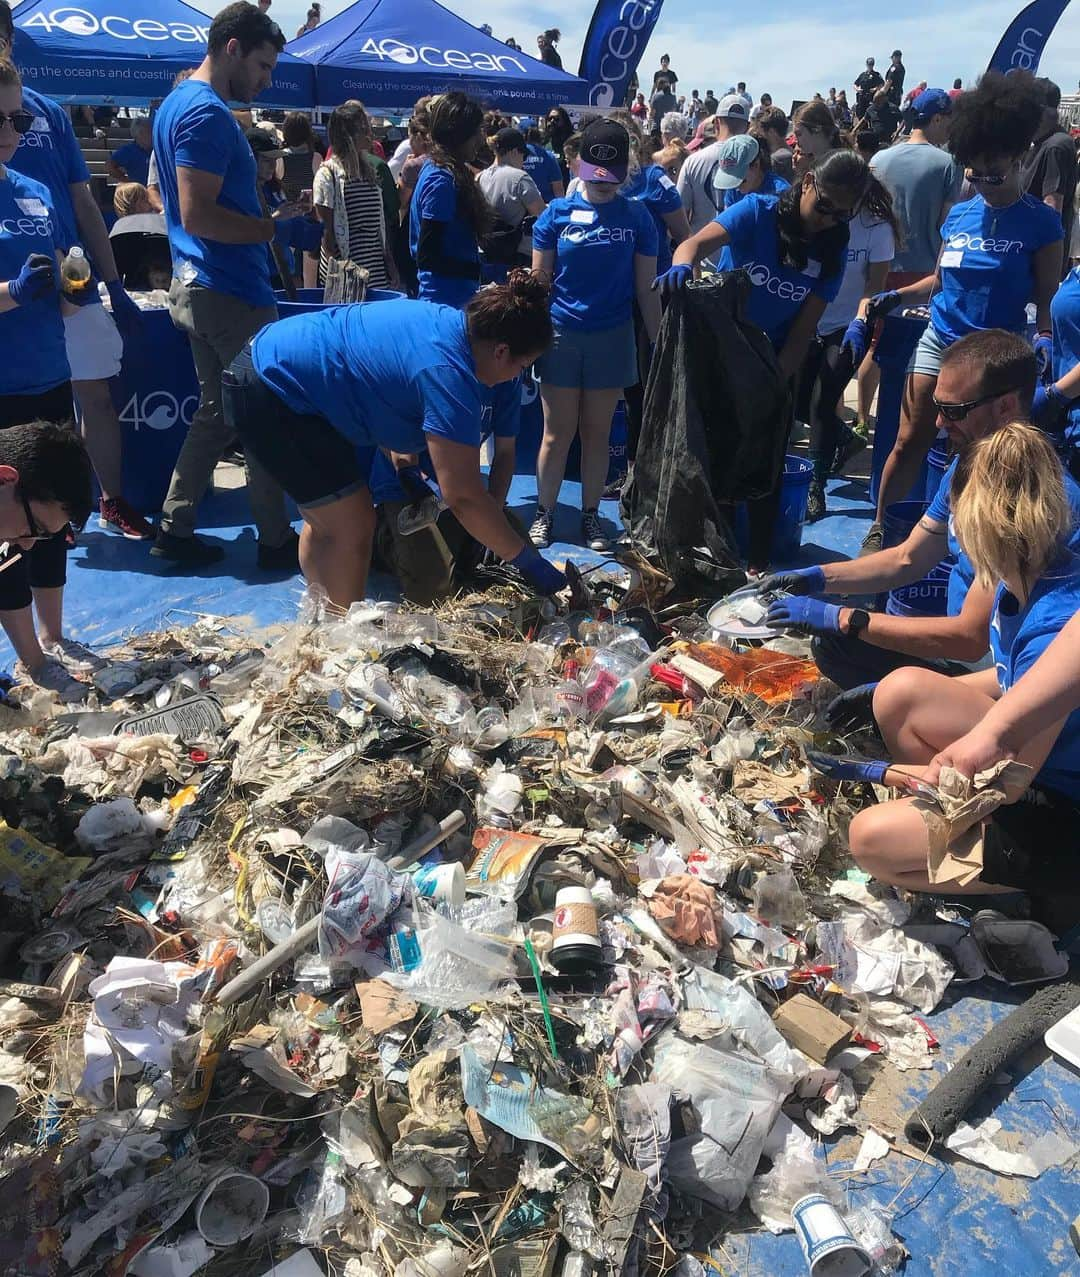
xmin=886 ymin=564 xmax=952 ymax=617
xmin=514 ymin=373 xmax=544 ymax=474
xmin=734 ymin=455 xmax=816 ymax=562
xmin=925 ymin=436 xmax=951 ymax=503
xmin=274 ymin=286 xmax=404 ymax=317
xmin=882 ymin=500 xmax=929 ymax=549
xmin=528 ymin=399 xmax=629 ymax=485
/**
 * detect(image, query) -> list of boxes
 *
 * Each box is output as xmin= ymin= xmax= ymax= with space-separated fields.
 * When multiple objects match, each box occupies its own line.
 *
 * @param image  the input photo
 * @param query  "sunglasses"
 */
xmin=0 ymin=110 xmax=35 ymax=135
xmin=16 ymin=486 xmax=48 ymax=541
xmin=813 ymin=190 xmax=858 ymax=222
xmin=967 ymin=172 xmax=1009 ymax=186
xmin=932 ymin=387 xmax=1017 ymax=422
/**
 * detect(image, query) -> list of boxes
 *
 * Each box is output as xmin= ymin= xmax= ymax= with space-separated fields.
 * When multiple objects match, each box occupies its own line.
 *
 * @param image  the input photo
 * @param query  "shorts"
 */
xmin=63 ymin=302 xmax=123 ymax=382
xmin=535 ymin=321 xmax=636 ymax=391
xmin=981 ymin=783 xmax=1080 ymax=892
xmin=907 ymin=323 xmax=951 ymax=379
xmin=222 ymin=345 xmax=367 ymax=509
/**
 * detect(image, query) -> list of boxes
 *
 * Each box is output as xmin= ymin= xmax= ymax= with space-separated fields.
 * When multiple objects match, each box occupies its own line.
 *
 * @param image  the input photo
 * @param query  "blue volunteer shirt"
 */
xmin=531 ymin=190 xmax=658 ymax=332
xmin=251 ymin=300 xmax=497 ymax=456
xmin=623 ymin=163 xmax=683 ymax=273
xmin=723 ymin=170 xmax=791 ymax=210
xmin=0 ymin=171 xmax=70 ymax=395
xmin=109 ymin=140 xmax=151 ymax=187
xmin=930 ymin=194 xmax=1062 ymax=346
xmin=153 ymin=79 xmax=273 ymax=307
xmin=990 ymin=553 xmax=1080 ymax=798
xmin=369 ymin=376 xmax=521 ymax=505
xmin=928 ymin=454 xmax=1080 ymax=614
xmin=714 ymin=193 xmax=843 ymax=349
xmin=9 ymin=87 xmax=89 ymax=255
xmin=408 ymin=160 xmax=480 ymax=309
xmin=523 ymin=143 xmax=562 ymax=203
xmin=1051 ymin=265 xmax=1080 ymax=447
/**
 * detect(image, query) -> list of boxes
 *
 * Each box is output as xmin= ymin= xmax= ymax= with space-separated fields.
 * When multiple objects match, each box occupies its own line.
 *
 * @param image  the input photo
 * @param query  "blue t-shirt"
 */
xmin=723 ymin=171 xmax=791 ymax=210
xmin=523 ymin=143 xmax=562 ymax=203
xmin=153 ymin=79 xmax=273 ymax=307
xmin=623 ymin=163 xmax=683 ymax=273
xmin=0 ymin=171 xmax=70 ymax=395
xmin=532 ymin=191 xmax=658 ymax=332
xmin=928 ymin=453 xmax=1080 ymax=613
xmin=930 ymin=194 xmax=1063 ymax=345
xmin=369 ymin=376 xmax=521 ymax=504
xmin=110 ymin=141 xmax=151 ymax=188
xmin=8 ymin=88 xmax=89 ymax=256
xmin=990 ymin=554 xmax=1080 ymax=797
xmin=1051 ymin=265 xmax=1080 ymax=446
xmin=714 ymin=193 xmax=844 ymax=349
xmin=252 ymin=300 xmax=498 ymax=456
xmin=408 ymin=161 xmax=480 ymax=309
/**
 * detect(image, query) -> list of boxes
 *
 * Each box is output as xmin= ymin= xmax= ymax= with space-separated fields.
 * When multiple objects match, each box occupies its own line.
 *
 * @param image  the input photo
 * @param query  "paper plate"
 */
xmin=707 ymin=596 xmax=776 ymax=641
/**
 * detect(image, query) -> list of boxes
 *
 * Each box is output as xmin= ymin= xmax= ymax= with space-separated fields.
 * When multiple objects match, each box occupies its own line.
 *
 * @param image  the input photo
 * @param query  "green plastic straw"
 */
xmin=523 ymin=938 xmax=559 ymax=1062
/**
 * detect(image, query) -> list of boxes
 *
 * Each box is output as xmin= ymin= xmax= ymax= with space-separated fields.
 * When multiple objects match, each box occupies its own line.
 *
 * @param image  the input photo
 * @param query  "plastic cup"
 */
xmin=195 ymin=1172 xmax=269 ymax=1246
xmin=412 ymin=861 xmax=466 ymax=908
xmin=551 ymin=885 xmax=601 ymax=973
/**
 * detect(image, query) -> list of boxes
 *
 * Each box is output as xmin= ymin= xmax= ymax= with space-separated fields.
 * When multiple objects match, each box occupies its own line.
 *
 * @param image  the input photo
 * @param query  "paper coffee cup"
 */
xmin=792 ymin=1194 xmax=871 ymax=1277
xmin=412 ymin=861 xmax=465 ymax=908
xmin=551 ymin=885 xmax=601 ymax=972
xmin=195 ymin=1172 xmax=269 ymax=1246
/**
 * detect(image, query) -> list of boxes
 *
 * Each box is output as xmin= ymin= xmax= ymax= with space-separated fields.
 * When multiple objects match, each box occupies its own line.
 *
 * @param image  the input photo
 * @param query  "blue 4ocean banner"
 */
xmin=987 ymin=0 xmax=1072 ymax=73
xmin=577 ymin=0 xmax=664 ymax=109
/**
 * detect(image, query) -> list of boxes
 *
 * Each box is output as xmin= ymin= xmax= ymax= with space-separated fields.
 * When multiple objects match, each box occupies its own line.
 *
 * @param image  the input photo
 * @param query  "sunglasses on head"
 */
xmin=932 ymin=387 xmax=1016 ymax=422
xmin=0 ymin=110 xmax=35 ymax=136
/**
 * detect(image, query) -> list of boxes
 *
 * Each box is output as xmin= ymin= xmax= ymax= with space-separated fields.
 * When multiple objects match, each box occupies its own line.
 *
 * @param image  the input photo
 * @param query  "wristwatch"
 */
xmin=847 ymin=608 xmax=871 ymax=640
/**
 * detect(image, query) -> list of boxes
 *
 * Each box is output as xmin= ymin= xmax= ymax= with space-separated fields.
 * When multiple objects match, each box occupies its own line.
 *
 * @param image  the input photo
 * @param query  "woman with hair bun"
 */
xmin=221 ymin=271 xmax=561 ymax=607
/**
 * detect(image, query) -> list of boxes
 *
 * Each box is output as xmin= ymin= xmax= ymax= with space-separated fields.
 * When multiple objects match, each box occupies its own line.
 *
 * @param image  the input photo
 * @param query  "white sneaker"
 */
xmin=529 ymin=507 xmax=553 ymax=549
xmin=17 ymin=658 xmax=89 ymax=703
xmin=41 ymin=637 xmax=106 ymax=673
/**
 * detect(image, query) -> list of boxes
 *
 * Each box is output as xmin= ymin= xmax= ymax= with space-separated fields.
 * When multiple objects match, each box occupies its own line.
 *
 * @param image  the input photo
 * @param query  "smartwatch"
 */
xmin=847 ymin=608 xmax=871 ymax=640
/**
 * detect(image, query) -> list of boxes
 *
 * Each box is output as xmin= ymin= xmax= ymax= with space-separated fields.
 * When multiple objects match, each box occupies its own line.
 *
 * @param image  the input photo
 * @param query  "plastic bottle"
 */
xmin=60 ymin=246 xmax=91 ymax=294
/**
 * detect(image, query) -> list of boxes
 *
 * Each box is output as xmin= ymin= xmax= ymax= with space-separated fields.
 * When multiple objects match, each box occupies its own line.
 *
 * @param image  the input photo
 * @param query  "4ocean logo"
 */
xmin=350 ymin=36 xmax=525 ymax=74
xmin=745 ymin=261 xmax=809 ymax=302
xmin=118 ymin=390 xmax=197 ymax=434
xmin=21 ymin=8 xmax=210 ymax=42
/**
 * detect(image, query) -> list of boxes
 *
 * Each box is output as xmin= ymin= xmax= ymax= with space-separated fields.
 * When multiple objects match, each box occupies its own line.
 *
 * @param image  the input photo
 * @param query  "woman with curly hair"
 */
xmin=865 ymin=72 xmax=1063 ymax=553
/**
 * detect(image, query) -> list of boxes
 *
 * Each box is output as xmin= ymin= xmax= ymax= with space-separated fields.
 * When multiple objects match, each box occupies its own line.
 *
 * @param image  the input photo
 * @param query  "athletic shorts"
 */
xmin=222 ymin=345 xmax=368 ymax=509
xmin=981 ymin=783 xmax=1080 ymax=892
xmin=907 ymin=323 xmax=951 ymax=379
xmin=536 ymin=320 xmax=636 ymax=391
xmin=64 ymin=302 xmax=123 ymax=382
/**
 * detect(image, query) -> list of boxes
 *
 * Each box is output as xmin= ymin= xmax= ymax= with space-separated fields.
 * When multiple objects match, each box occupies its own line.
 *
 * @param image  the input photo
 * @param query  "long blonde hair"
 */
xmin=951 ymin=422 xmax=1072 ymax=597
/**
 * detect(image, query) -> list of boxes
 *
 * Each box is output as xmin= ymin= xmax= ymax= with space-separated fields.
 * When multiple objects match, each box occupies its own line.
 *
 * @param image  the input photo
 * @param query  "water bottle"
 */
xmin=60 ymin=246 xmax=91 ymax=295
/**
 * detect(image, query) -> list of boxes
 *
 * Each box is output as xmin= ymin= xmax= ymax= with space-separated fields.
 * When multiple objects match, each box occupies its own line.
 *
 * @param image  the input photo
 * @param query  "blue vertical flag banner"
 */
xmin=577 ymin=0 xmax=664 ymax=109
xmin=987 ymin=0 xmax=1071 ymax=74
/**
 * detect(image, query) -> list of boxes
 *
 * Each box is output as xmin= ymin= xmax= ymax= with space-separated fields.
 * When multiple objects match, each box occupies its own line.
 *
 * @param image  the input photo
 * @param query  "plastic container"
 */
xmin=733 ymin=455 xmax=815 ymax=562
xmin=274 ymin=286 xmax=404 ymax=317
xmin=886 ymin=564 xmax=951 ymax=618
xmin=551 ymin=885 xmax=602 ymax=972
xmin=881 ymin=500 xmax=928 ymax=549
xmin=925 ymin=434 xmax=951 ymax=502
xmin=412 ymin=861 xmax=466 ymax=908
xmin=61 ymin=245 xmax=91 ymax=295
xmin=195 ymin=1172 xmax=269 ymax=1245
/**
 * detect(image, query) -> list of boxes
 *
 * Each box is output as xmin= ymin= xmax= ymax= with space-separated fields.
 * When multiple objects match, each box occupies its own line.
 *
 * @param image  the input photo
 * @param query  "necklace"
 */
xmin=983 ymin=191 xmax=1022 ymax=235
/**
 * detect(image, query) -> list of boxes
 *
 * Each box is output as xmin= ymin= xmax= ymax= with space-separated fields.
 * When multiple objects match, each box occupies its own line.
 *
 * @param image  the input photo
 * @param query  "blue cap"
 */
xmin=912 ymin=88 xmax=952 ymax=120
xmin=517 ymin=116 xmax=537 ymax=129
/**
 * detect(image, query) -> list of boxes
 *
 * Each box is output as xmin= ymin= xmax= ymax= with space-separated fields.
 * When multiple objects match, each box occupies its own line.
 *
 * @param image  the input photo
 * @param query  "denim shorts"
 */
xmin=908 ymin=323 xmax=951 ymax=378
xmin=536 ymin=320 xmax=636 ymax=390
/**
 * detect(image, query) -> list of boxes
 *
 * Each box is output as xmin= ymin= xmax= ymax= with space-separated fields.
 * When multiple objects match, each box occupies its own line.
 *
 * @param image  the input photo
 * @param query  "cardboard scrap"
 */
xmin=772 ymin=994 xmax=852 ymax=1065
xmin=356 ymin=980 xmax=419 ymax=1035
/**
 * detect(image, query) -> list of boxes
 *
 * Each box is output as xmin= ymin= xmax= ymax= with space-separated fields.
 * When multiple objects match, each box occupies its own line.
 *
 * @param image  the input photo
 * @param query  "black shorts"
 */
xmin=222 ymin=345 xmax=367 ymax=509
xmin=982 ymin=784 xmax=1080 ymax=892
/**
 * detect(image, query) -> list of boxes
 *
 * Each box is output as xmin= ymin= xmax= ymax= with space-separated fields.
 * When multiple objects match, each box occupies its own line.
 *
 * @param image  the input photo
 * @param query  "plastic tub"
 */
xmin=274 ymin=286 xmax=404 ymax=316
xmin=886 ymin=564 xmax=951 ymax=618
xmin=733 ymin=455 xmax=816 ymax=562
xmin=882 ymin=500 xmax=928 ymax=549
xmin=925 ymin=435 xmax=951 ymax=502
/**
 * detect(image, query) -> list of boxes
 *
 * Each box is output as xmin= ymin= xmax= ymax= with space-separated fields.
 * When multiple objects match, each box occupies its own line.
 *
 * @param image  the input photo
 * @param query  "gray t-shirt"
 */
xmin=870 ymin=140 xmax=963 ymax=275
xmin=478 ymin=163 xmax=542 ymax=251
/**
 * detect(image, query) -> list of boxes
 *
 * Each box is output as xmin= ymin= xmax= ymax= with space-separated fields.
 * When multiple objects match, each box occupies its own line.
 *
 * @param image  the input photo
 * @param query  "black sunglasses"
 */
xmin=932 ymin=387 xmax=1018 ymax=422
xmin=16 ymin=486 xmax=47 ymax=541
xmin=968 ymin=172 xmax=1009 ymax=186
xmin=0 ymin=111 xmax=35 ymax=136
xmin=813 ymin=189 xmax=858 ymax=222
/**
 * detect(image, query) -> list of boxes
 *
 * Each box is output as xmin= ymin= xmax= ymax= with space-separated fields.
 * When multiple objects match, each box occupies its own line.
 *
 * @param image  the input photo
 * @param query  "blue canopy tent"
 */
xmin=12 ymin=0 xmax=314 ymax=107
xmin=288 ymin=0 xmax=586 ymax=112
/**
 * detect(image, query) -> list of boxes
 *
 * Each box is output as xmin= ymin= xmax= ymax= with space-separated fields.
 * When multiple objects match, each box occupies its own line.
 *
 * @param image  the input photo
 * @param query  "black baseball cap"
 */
xmin=246 ymin=127 xmax=286 ymax=158
xmin=578 ymin=118 xmax=629 ymax=183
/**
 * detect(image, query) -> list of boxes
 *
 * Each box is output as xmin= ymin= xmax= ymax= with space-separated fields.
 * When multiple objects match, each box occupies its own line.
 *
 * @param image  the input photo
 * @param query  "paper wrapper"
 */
xmin=913 ymin=761 xmax=1033 ymax=887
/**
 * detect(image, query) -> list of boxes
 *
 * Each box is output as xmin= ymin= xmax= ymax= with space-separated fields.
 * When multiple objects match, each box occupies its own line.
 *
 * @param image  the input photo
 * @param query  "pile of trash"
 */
xmin=0 ymin=582 xmax=1067 ymax=1277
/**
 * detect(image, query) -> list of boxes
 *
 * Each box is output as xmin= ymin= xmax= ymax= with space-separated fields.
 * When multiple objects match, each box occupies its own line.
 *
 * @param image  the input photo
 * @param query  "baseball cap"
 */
xmin=493 ymin=127 xmax=527 ymax=155
xmin=717 ymin=94 xmax=749 ymax=122
xmin=578 ymin=118 xmax=629 ymax=183
xmin=912 ymin=88 xmax=952 ymax=121
xmin=517 ymin=115 xmax=537 ymax=130
xmin=245 ymin=127 xmax=286 ymax=158
xmin=711 ymin=134 xmax=760 ymax=188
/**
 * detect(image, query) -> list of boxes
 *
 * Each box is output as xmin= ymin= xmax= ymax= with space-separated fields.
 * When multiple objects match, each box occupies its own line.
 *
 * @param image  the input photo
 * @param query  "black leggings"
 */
xmin=0 ymin=382 xmax=74 ymax=612
xmin=798 ymin=328 xmax=853 ymax=476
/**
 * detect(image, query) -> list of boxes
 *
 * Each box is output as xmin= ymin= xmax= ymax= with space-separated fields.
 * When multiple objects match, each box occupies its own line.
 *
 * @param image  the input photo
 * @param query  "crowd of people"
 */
xmin=1 ymin=2 xmax=1080 ymax=901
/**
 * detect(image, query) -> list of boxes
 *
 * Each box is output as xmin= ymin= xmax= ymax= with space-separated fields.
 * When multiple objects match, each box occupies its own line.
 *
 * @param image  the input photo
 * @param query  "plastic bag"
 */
xmin=382 ymin=908 xmax=515 ymax=1010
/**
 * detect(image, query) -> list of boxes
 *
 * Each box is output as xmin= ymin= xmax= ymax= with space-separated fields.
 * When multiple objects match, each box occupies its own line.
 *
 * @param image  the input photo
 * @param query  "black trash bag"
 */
xmin=620 ymin=273 xmax=791 ymax=593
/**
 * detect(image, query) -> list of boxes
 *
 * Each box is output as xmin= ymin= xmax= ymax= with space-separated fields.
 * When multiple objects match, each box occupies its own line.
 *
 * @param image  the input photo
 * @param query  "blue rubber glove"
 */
xmin=8 ymin=253 xmax=56 ymax=305
xmin=755 ymin=566 xmax=827 ymax=597
xmin=1034 ymin=333 xmax=1053 ymax=381
xmin=105 ymin=279 xmax=142 ymax=345
xmin=509 ymin=543 xmax=568 ymax=595
xmin=806 ymin=749 xmax=888 ymax=784
xmin=1032 ymin=382 xmax=1071 ymax=432
xmin=765 ymin=596 xmax=842 ymax=637
xmin=864 ymin=290 xmax=901 ymax=322
xmin=841 ymin=317 xmax=868 ymax=364
xmin=652 ymin=263 xmax=692 ymax=296
xmin=824 ymin=681 xmax=879 ymax=732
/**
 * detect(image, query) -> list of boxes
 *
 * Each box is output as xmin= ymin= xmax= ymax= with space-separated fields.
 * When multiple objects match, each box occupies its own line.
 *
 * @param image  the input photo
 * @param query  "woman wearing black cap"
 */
xmin=529 ymin=118 xmax=662 ymax=552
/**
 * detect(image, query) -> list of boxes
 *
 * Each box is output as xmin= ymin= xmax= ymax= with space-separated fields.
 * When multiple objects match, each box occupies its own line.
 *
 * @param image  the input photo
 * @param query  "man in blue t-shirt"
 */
xmin=760 ymin=330 xmax=1080 ymax=693
xmin=107 ymin=119 xmax=153 ymax=188
xmin=150 ymin=1 xmax=296 ymax=570
xmin=0 ymin=0 xmax=155 ymax=546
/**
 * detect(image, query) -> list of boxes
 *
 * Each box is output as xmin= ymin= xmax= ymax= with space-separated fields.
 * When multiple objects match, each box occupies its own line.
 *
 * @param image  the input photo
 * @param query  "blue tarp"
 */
xmin=12 ymin=0 xmax=314 ymax=107
xmin=287 ymin=0 xmax=587 ymax=111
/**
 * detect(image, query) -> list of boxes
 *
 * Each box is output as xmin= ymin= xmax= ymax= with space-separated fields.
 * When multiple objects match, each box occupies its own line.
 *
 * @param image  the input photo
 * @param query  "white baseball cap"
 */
xmin=717 ymin=94 xmax=749 ymax=121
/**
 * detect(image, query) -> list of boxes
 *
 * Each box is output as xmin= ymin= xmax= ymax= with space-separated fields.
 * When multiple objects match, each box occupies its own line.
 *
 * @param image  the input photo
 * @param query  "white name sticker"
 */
xmin=570 ymin=208 xmax=596 ymax=224
xmin=940 ymin=249 xmax=964 ymax=268
xmin=802 ymin=259 xmax=822 ymax=280
xmin=658 ymin=174 xmax=676 ymax=190
xmin=15 ymin=198 xmax=48 ymax=217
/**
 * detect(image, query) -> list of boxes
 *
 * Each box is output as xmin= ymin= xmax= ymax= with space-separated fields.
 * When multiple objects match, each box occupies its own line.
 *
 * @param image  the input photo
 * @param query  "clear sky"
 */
xmin=268 ymin=0 xmax=1080 ymax=112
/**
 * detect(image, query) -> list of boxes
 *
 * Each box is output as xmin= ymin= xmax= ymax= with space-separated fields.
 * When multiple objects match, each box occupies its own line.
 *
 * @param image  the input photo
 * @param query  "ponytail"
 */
xmin=466 ymin=268 xmax=554 ymax=356
xmin=428 ymin=91 xmax=492 ymax=238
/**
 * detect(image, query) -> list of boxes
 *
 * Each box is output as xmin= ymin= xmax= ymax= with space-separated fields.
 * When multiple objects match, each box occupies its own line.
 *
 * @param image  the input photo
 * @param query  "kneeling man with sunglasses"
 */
xmin=760 ymin=330 xmax=1080 ymax=707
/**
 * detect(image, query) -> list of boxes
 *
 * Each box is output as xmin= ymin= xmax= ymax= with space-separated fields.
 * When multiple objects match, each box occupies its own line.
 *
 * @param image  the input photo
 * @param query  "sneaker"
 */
xmin=806 ymin=478 xmax=826 ymax=523
xmin=150 ymin=530 xmax=225 ymax=566
xmin=257 ymin=530 xmax=300 ymax=573
xmin=859 ymin=522 xmax=884 ymax=557
xmin=529 ymin=507 xmax=553 ymax=549
xmin=17 ymin=658 xmax=88 ymax=703
xmin=831 ymin=425 xmax=867 ymax=476
xmin=582 ymin=509 xmax=608 ymax=551
xmin=41 ymin=637 xmax=105 ymax=673
xmin=851 ymin=417 xmax=871 ymax=442
xmin=99 ymin=496 xmax=153 ymax=540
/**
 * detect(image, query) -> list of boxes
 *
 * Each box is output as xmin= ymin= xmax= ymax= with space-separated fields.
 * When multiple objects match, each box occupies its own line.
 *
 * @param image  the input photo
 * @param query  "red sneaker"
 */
xmin=99 ymin=497 xmax=154 ymax=540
